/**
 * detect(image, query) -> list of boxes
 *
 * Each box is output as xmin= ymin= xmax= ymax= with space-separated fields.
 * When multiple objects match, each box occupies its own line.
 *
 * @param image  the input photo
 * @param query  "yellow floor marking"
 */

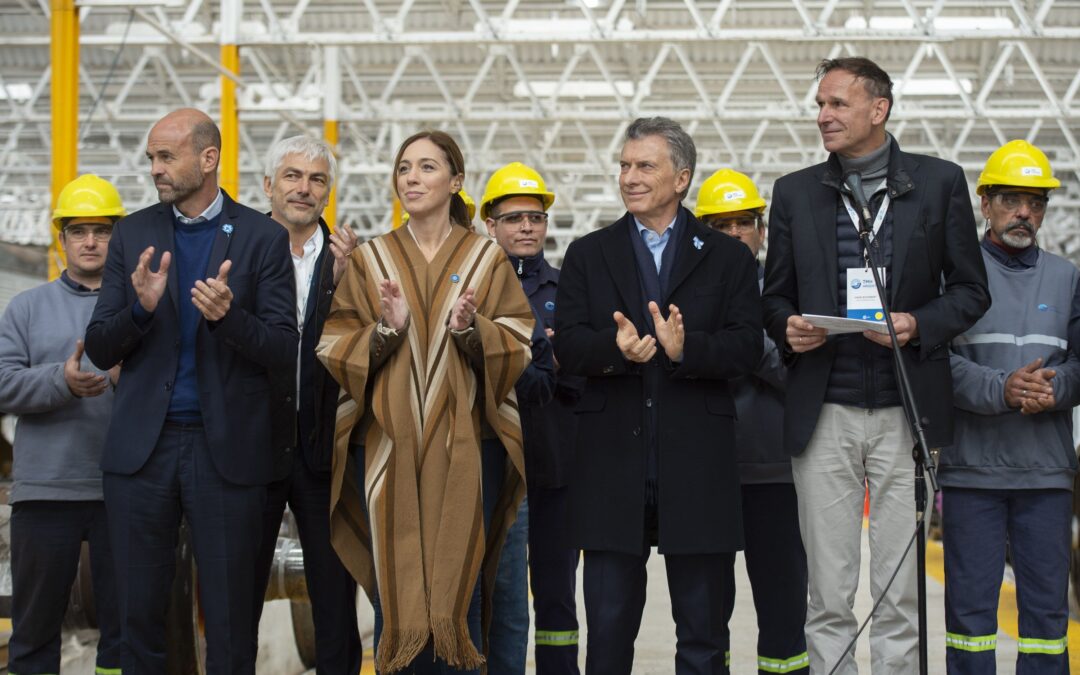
xmin=926 ymin=539 xmax=1080 ymax=670
xmin=360 ymin=647 xmax=377 ymax=674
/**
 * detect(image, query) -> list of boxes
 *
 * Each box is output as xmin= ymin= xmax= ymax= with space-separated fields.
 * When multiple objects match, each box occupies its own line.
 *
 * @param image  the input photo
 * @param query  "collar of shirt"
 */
xmin=59 ymin=269 xmax=97 ymax=293
xmin=633 ymin=214 xmax=677 ymax=243
xmin=633 ymin=214 xmax=677 ymax=273
xmin=982 ymin=234 xmax=1039 ymax=269
xmin=173 ymin=189 xmax=224 ymax=225
xmin=292 ymin=225 xmax=324 ymax=264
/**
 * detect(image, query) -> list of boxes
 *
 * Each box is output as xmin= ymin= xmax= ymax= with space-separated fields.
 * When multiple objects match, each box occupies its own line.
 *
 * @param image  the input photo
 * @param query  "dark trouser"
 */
xmin=356 ymin=439 xmax=506 ymax=675
xmin=252 ymin=455 xmax=361 ymax=674
xmin=583 ymin=531 xmax=733 ymax=674
xmin=721 ymin=483 xmax=808 ymax=674
xmin=103 ymin=422 xmax=266 ymax=675
xmin=9 ymin=500 xmax=126 ymax=675
xmin=528 ymin=484 xmax=580 ymax=675
xmin=943 ymin=487 xmax=1071 ymax=675
xmin=490 ymin=498 xmax=529 ymax=675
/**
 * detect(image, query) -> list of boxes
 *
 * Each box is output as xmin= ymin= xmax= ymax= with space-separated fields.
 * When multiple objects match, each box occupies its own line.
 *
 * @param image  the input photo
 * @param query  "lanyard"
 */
xmin=841 ymin=183 xmax=890 ymax=268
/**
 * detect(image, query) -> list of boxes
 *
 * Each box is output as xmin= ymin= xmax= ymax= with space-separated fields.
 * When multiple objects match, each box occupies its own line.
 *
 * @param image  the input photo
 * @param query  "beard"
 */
xmin=155 ymin=165 xmax=203 ymax=204
xmin=1000 ymin=220 xmax=1036 ymax=249
xmin=273 ymin=196 xmax=323 ymax=229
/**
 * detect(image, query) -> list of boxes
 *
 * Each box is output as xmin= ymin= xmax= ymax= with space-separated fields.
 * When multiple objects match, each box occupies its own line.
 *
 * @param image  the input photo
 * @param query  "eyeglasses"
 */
xmin=992 ymin=192 xmax=1048 ymax=215
xmin=493 ymin=211 xmax=548 ymax=228
xmin=705 ymin=216 xmax=760 ymax=234
xmin=62 ymin=226 xmax=113 ymax=242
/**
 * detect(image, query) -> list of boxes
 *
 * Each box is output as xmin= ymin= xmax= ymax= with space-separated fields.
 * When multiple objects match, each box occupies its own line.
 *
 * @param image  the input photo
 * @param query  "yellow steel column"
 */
xmin=220 ymin=44 xmax=240 ymax=198
xmin=392 ymin=198 xmax=402 ymax=229
xmin=219 ymin=0 xmax=241 ymax=197
xmin=322 ymin=46 xmax=339 ymax=232
xmin=49 ymin=0 xmax=79 ymax=279
xmin=323 ymin=120 xmax=338 ymax=231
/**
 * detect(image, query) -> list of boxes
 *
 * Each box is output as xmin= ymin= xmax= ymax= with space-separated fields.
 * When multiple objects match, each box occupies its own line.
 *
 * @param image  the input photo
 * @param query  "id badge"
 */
xmin=846 ymin=267 xmax=886 ymax=321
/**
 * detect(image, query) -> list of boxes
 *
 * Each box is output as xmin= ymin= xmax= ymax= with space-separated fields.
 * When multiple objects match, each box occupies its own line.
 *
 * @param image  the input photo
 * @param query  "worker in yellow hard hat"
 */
xmin=695 ymin=168 xmax=810 ymax=674
xmin=0 ymin=173 xmax=127 ymax=674
xmin=52 ymin=173 xmax=127 ymax=286
xmin=940 ymin=140 xmax=1075 ymax=673
xmin=480 ymin=162 xmax=579 ymax=673
xmin=695 ymin=168 xmax=767 ymax=260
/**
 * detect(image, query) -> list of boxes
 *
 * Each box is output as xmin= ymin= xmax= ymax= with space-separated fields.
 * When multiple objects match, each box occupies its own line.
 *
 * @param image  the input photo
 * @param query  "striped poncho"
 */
xmin=317 ymin=225 xmax=533 ymax=672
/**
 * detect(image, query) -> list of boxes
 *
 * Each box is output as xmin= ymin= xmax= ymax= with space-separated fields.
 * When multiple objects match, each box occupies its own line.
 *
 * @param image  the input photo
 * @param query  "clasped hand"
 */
xmin=1005 ymin=357 xmax=1056 ymax=415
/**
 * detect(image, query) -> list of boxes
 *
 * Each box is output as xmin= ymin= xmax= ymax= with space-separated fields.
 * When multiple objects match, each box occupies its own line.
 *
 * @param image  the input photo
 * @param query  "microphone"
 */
xmin=842 ymin=170 xmax=873 ymax=230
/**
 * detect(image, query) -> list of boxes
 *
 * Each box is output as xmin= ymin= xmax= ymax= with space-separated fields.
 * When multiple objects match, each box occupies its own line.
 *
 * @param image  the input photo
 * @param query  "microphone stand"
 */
xmin=853 ymin=203 xmax=938 ymax=675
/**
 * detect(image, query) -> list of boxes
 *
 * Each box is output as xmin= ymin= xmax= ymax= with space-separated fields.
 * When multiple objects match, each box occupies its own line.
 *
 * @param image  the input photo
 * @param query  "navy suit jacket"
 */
xmin=86 ymin=191 xmax=298 ymax=486
xmin=554 ymin=207 xmax=762 ymax=555
xmin=762 ymin=146 xmax=990 ymax=456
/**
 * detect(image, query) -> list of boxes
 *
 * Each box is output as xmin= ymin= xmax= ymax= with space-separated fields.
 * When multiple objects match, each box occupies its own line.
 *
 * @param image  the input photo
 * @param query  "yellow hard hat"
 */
xmin=694 ymin=169 xmax=766 ymax=218
xmin=400 ymin=188 xmax=476 ymax=224
xmin=976 ymin=140 xmax=1060 ymax=195
xmin=460 ymin=189 xmax=477 ymax=223
xmin=479 ymin=162 xmax=555 ymax=220
xmin=52 ymin=174 xmax=126 ymax=231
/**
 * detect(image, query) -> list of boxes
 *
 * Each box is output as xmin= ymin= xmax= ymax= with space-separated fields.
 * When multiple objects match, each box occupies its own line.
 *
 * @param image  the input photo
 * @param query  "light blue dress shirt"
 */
xmin=633 ymin=214 xmax=678 ymax=274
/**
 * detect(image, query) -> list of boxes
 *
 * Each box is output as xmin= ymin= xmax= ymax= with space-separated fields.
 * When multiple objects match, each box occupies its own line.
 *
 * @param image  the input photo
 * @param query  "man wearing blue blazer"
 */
xmin=85 ymin=108 xmax=297 ymax=674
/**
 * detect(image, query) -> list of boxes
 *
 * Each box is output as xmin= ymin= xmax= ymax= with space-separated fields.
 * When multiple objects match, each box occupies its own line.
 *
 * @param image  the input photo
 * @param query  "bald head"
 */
xmin=151 ymin=108 xmax=221 ymax=153
xmin=146 ymin=108 xmax=222 ymax=216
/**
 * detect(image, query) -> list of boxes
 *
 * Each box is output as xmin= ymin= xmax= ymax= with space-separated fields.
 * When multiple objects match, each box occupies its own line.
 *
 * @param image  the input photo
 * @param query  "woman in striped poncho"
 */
xmin=317 ymin=130 xmax=534 ymax=674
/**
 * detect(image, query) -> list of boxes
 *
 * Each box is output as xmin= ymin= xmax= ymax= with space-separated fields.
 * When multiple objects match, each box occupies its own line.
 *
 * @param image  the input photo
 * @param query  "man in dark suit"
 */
xmin=85 ymin=108 xmax=297 ymax=674
xmin=555 ymin=116 xmax=762 ymax=674
xmin=253 ymin=135 xmax=362 ymax=672
xmin=761 ymin=58 xmax=989 ymax=673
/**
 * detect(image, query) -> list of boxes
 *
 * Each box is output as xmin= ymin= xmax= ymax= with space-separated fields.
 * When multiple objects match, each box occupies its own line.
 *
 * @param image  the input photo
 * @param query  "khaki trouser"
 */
xmin=792 ymin=403 xmax=918 ymax=675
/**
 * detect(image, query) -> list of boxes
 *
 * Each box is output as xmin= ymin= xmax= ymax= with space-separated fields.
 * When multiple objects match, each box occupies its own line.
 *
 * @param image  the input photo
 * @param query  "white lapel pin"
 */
xmin=692 ymin=236 xmax=704 ymax=250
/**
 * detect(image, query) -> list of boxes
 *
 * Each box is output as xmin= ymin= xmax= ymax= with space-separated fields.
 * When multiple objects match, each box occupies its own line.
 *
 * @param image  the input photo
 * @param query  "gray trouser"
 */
xmin=792 ymin=404 xmax=918 ymax=675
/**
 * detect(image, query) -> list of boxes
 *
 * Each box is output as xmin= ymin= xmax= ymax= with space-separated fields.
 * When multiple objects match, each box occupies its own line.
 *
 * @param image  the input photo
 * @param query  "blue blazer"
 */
xmin=85 ymin=191 xmax=298 ymax=486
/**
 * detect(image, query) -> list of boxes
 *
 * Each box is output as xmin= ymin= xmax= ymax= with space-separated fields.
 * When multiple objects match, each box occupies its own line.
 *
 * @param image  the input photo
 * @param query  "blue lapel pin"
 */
xmin=692 ymin=236 xmax=703 ymax=250
xmin=450 ymin=273 xmax=461 ymax=283
xmin=222 ymin=223 xmax=234 ymax=236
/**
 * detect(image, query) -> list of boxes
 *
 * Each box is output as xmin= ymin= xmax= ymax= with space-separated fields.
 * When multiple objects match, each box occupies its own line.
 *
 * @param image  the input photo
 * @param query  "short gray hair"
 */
xmin=263 ymin=135 xmax=338 ymax=189
xmin=624 ymin=117 xmax=697 ymax=198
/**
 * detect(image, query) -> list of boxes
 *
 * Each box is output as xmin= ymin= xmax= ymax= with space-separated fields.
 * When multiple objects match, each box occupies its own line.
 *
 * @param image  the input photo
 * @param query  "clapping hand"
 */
xmin=448 ymin=288 xmax=478 ymax=331
xmin=378 ymin=279 xmax=409 ymax=331
xmin=191 ymin=260 xmax=233 ymax=322
xmin=132 ymin=246 xmax=171 ymax=313
xmin=330 ymin=224 xmax=359 ymax=285
xmin=649 ymin=301 xmax=685 ymax=362
xmin=614 ymin=311 xmax=656 ymax=363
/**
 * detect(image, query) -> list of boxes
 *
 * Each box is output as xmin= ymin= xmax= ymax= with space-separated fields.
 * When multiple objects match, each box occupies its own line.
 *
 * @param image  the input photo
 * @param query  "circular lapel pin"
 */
xmin=450 ymin=273 xmax=461 ymax=283
xmin=544 ymin=301 xmax=555 ymax=311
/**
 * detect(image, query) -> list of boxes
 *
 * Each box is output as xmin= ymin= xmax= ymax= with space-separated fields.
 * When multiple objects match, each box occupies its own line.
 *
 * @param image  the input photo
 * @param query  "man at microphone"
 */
xmin=761 ymin=57 xmax=989 ymax=673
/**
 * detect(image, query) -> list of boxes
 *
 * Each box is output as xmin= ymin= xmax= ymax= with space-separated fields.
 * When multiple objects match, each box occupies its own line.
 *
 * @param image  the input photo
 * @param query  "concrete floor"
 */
xmin=518 ymin=531 xmax=994 ymax=673
xmin=55 ymin=526 xmax=1040 ymax=674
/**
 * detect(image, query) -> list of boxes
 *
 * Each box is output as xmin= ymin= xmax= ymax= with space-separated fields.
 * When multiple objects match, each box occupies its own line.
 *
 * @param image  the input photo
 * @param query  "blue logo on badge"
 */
xmin=545 ymin=301 xmax=555 ymax=311
xmin=1038 ymin=303 xmax=1060 ymax=313
xmin=851 ymin=279 xmax=862 ymax=289
xmin=450 ymin=274 xmax=461 ymax=283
